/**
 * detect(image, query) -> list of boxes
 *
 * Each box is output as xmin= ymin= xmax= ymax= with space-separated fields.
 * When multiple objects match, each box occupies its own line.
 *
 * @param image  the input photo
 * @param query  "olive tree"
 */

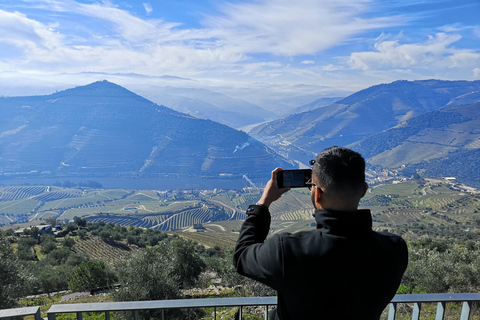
xmin=0 ymin=231 xmax=34 ymax=308
xmin=67 ymin=260 xmax=117 ymax=292
xmin=114 ymin=238 xmax=205 ymax=319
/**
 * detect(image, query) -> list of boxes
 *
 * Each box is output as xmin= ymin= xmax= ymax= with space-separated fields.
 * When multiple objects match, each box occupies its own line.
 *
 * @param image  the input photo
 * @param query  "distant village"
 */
xmin=367 ymin=167 xmax=479 ymax=194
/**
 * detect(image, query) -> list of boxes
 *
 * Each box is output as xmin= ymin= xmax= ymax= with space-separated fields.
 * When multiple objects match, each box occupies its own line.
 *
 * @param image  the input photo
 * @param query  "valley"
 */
xmin=1 ymin=176 xmax=479 ymax=248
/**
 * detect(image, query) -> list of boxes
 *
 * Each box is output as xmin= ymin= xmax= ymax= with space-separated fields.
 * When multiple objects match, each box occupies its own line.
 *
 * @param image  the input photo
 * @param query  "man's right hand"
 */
xmin=256 ymin=167 xmax=291 ymax=208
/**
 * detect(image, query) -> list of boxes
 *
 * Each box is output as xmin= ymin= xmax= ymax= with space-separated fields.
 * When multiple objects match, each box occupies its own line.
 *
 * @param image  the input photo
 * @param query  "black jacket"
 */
xmin=233 ymin=205 xmax=408 ymax=320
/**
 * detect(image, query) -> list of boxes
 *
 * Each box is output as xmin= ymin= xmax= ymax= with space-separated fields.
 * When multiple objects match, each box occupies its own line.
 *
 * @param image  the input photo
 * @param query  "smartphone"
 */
xmin=276 ymin=169 xmax=312 ymax=188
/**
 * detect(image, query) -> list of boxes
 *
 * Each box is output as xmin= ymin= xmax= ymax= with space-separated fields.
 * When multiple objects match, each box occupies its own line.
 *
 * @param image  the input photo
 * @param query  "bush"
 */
xmin=67 ymin=260 xmax=117 ymax=292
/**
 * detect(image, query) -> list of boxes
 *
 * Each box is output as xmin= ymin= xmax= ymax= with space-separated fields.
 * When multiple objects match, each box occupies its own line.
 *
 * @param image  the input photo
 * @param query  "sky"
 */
xmin=0 ymin=0 xmax=479 ymax=106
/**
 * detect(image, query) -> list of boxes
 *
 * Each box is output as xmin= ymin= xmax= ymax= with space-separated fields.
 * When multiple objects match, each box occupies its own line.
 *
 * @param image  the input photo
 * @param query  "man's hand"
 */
xmin=257 ymin=167 xmax=291 ymax=208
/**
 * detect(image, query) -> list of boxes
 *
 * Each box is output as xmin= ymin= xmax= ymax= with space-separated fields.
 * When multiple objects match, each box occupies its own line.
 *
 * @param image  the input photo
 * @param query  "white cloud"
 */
xmin=348 ymin=33 xmax=480 ymax=70
xmin=474 ymin=68 xmax=480 ymax=78
xmin=143 ymin=3 xmax=152 ymax=15
xmin=0 ymin=2 xmax=243 ymax=75
xmin=203 ymin=0 xmax=409 ymax=56
xmin=1 ymin=0 xmax=478 ymax=94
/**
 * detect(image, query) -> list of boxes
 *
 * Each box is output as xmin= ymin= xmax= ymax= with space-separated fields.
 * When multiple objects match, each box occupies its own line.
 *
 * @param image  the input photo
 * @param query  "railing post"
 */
xmin=134 ymin=310 xmax=138 ymax=320
xmin=264 ymin=305 xmax=268 ymax=320
xmin=435 ymin=301 xmax=446 ymax=320
xmin=34 ymin=308 xmax=42 ymax=320
xmin=388 ymin=302 xmax=397 ymax=320
xmin=76 ymin=312 xmax=83 ymax=320
xmin=105 ymin=311 xmax=110 ymax=320
xmin=412 ymin=303 xmax=421 ymax=320
xmin=460 ymin=301 xmax=472 ymax=320
xmin=214 ymin=307 xmax=216 ymax=320
xmin=238 ymin=306 xmax=242 ymax=319
xmin=47 ymin=312 xmax=56 ymax=320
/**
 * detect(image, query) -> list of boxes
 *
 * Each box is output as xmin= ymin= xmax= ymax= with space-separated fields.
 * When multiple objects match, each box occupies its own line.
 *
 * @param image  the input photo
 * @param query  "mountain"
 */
xmin=0 ymin=81 xmax=295 ymax=180
xmin=350 ymin=102 xmax=480 ymax=187
xmin=287 ymin=97 xmax=344 ymax=115
xmin=127 ymin=85 xmax=276 ymax=129
xmin=249 ymin=80 xmax=480 ymax=164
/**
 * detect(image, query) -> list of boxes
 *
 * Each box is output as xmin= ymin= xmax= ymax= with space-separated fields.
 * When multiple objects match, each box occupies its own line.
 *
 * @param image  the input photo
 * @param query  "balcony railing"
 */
xmin=1 ymin=293 xmax=480 ymax=320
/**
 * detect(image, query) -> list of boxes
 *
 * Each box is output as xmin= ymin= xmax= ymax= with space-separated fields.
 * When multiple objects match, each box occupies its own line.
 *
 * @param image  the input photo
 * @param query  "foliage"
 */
xmin=40 ymin=235 xmax=58 ymax=254
xmin=63 ymin=237 xmax=75 ymax=248
xmin=0 ymin=231 xmax=34 ymax=308
xmin=38 ymin=264 xmax=70 ymax=293
xmin=74 ymin=217 xmax=87 ymax=228
xmin=402 ymin=238 xmax=480 ymax=293
xmin=17 ymin=236 xmax=38 ymax=261
xmin=67 ymin=260 xmax=117 ymax=292
xmin=171 ymin=238 xmax=206 ymax=288
xmin=114 ymin=245 xmax=183 ymax=319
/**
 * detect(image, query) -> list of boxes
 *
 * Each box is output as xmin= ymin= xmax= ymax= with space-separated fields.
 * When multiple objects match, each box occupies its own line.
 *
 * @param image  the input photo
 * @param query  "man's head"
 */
xmin=311 ymin=146 xmax=368 ymax=211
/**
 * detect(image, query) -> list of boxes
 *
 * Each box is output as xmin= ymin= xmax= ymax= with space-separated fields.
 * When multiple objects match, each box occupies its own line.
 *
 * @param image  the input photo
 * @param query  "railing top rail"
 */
xmin=46 ymin=293 xmax=480 ymax=315
xmin=47 ymin=297 xmax=278 ymax=314
xmin=0 ymin=306 xmax=40 ymax=319
xmin=391 ymin=293 xmax=480 ymax=303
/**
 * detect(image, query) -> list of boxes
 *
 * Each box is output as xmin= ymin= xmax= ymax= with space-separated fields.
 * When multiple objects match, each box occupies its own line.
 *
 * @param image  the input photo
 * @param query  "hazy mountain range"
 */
xmin=0 ymin=81 xmax=294 ymax=181
xmin=127 ymin=85 xmax=276 ymax=129
xmin=1 ymin=79 xmax=479 ymax=187
xmin=249 ymin=79 xmax=480 ymax=186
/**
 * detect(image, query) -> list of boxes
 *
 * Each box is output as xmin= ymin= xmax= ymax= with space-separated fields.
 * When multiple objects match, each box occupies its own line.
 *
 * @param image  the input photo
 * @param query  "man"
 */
xmin=233 ymin=146 xmax=408 ymax=320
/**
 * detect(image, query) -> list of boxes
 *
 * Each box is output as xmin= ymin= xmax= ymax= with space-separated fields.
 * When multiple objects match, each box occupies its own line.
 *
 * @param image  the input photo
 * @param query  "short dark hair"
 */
xmin=312 ymin=146 xmax=365 ymax=196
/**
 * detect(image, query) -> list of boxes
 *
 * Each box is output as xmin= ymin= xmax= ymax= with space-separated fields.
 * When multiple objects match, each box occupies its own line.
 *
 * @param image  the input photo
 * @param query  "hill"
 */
xmin=0 ymin=81 xmax=295 ymax=181
xmin=249 ymin=80 xmax=480 ymax=164
xmin=286 ymin=96 xmax=344 ymax=115
xmin=128 ymin=85 xmax=276 ymax=129
xmin=351 ymin=102 xmax=480 ymax=187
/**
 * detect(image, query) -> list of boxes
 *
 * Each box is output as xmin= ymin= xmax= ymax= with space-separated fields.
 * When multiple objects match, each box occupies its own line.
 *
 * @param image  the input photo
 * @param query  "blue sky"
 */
xmin=0 ymin=0 xmax=479 ymax=102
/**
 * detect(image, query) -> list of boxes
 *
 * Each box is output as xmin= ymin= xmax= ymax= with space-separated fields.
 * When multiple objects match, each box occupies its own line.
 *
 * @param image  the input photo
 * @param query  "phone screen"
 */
xmin=277 ymin=169 xmax=312 ymax=188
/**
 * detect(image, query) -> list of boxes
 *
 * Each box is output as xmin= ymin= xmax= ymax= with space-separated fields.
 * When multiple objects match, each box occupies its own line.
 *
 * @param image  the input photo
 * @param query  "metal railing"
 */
xmin=47 ymin=297 xmax=277 ymax=320
xmin=0 ymin=306 xmax=41 ymax=320
xmin=389 ymin=293 xmax=480 ymax=320
xmin=2 ymin=293 xmax=480 ymax=320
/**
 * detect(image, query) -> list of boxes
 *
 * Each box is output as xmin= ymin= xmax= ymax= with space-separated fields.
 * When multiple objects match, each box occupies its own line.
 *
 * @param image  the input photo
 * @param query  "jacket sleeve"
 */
xmin=233 ymin=204 xmax=284 ymax=290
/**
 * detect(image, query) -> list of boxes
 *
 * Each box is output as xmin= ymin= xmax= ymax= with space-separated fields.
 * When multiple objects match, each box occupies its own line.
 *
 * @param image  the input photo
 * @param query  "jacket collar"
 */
xmin=314 ymin=208 xmax=372 ymax=236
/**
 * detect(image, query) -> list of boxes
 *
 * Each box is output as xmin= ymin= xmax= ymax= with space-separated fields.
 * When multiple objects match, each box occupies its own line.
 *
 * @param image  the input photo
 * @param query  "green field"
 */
xmin=1 ymin=180 xmax=479 ymax=248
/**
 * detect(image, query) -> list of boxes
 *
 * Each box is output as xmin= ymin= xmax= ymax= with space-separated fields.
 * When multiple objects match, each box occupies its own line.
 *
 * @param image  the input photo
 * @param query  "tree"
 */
xmin=63 ymin=237 xmax=75 ymax=248
xmin=78 ymin=229 xmax=88 ymax=239
xmin=46 ymin=247 xmax=72 ymax=266
xmin=67 ymin=260 xmax=117 ymax=292
xmin=40 ymin=235 xmax=58 ymax=254
xmin=74 ymin=217 xmax=87 ymax=228
xmin=114 ymin=238 xmax=205 ymax=319
xmin=402 ymin=239 xmax=480 ymax=293
xmin=64 ymin=222 xmax=77 ymax=234
xmin=114 ymin=245 xmax=183 ymax=319
xmin=38 ymin=264 xmax=70 ymax=294
xmin=170 ymin=238 xmax=206 ymax=289
xmin=17 ymin=237 xmax=38 ymax=261
xmin=45 ymin=217 xmax=58 ymax=226
xmin=99 ymin=230 xmax=112 ymax=242
xmin=0 ymin=231 xmax=34 ymax=308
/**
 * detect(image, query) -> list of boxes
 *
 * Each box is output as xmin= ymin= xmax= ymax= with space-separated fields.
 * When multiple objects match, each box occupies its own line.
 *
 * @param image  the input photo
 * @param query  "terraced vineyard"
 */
xmin=2 ymin=181 xmax=479 ymax=249
xmin=72 ymin=236 xmax=136 ymax=266
xmin=0 ymin=186 xmax=47 ymax=201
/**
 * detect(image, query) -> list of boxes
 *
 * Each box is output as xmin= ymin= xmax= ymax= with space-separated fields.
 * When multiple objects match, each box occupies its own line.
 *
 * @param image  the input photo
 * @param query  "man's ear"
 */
xmin=361 ymin=182 xmax=369 ymax=198
xmin=315 ymin=186 xmax=323 ymax=201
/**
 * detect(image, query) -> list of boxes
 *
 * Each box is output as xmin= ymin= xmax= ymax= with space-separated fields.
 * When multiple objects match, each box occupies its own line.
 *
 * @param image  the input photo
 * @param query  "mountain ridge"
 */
xmin=249 ymin=79 xmax=480 ymax=164
xmin=0 ymin=81 xmax=295 ymax=181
